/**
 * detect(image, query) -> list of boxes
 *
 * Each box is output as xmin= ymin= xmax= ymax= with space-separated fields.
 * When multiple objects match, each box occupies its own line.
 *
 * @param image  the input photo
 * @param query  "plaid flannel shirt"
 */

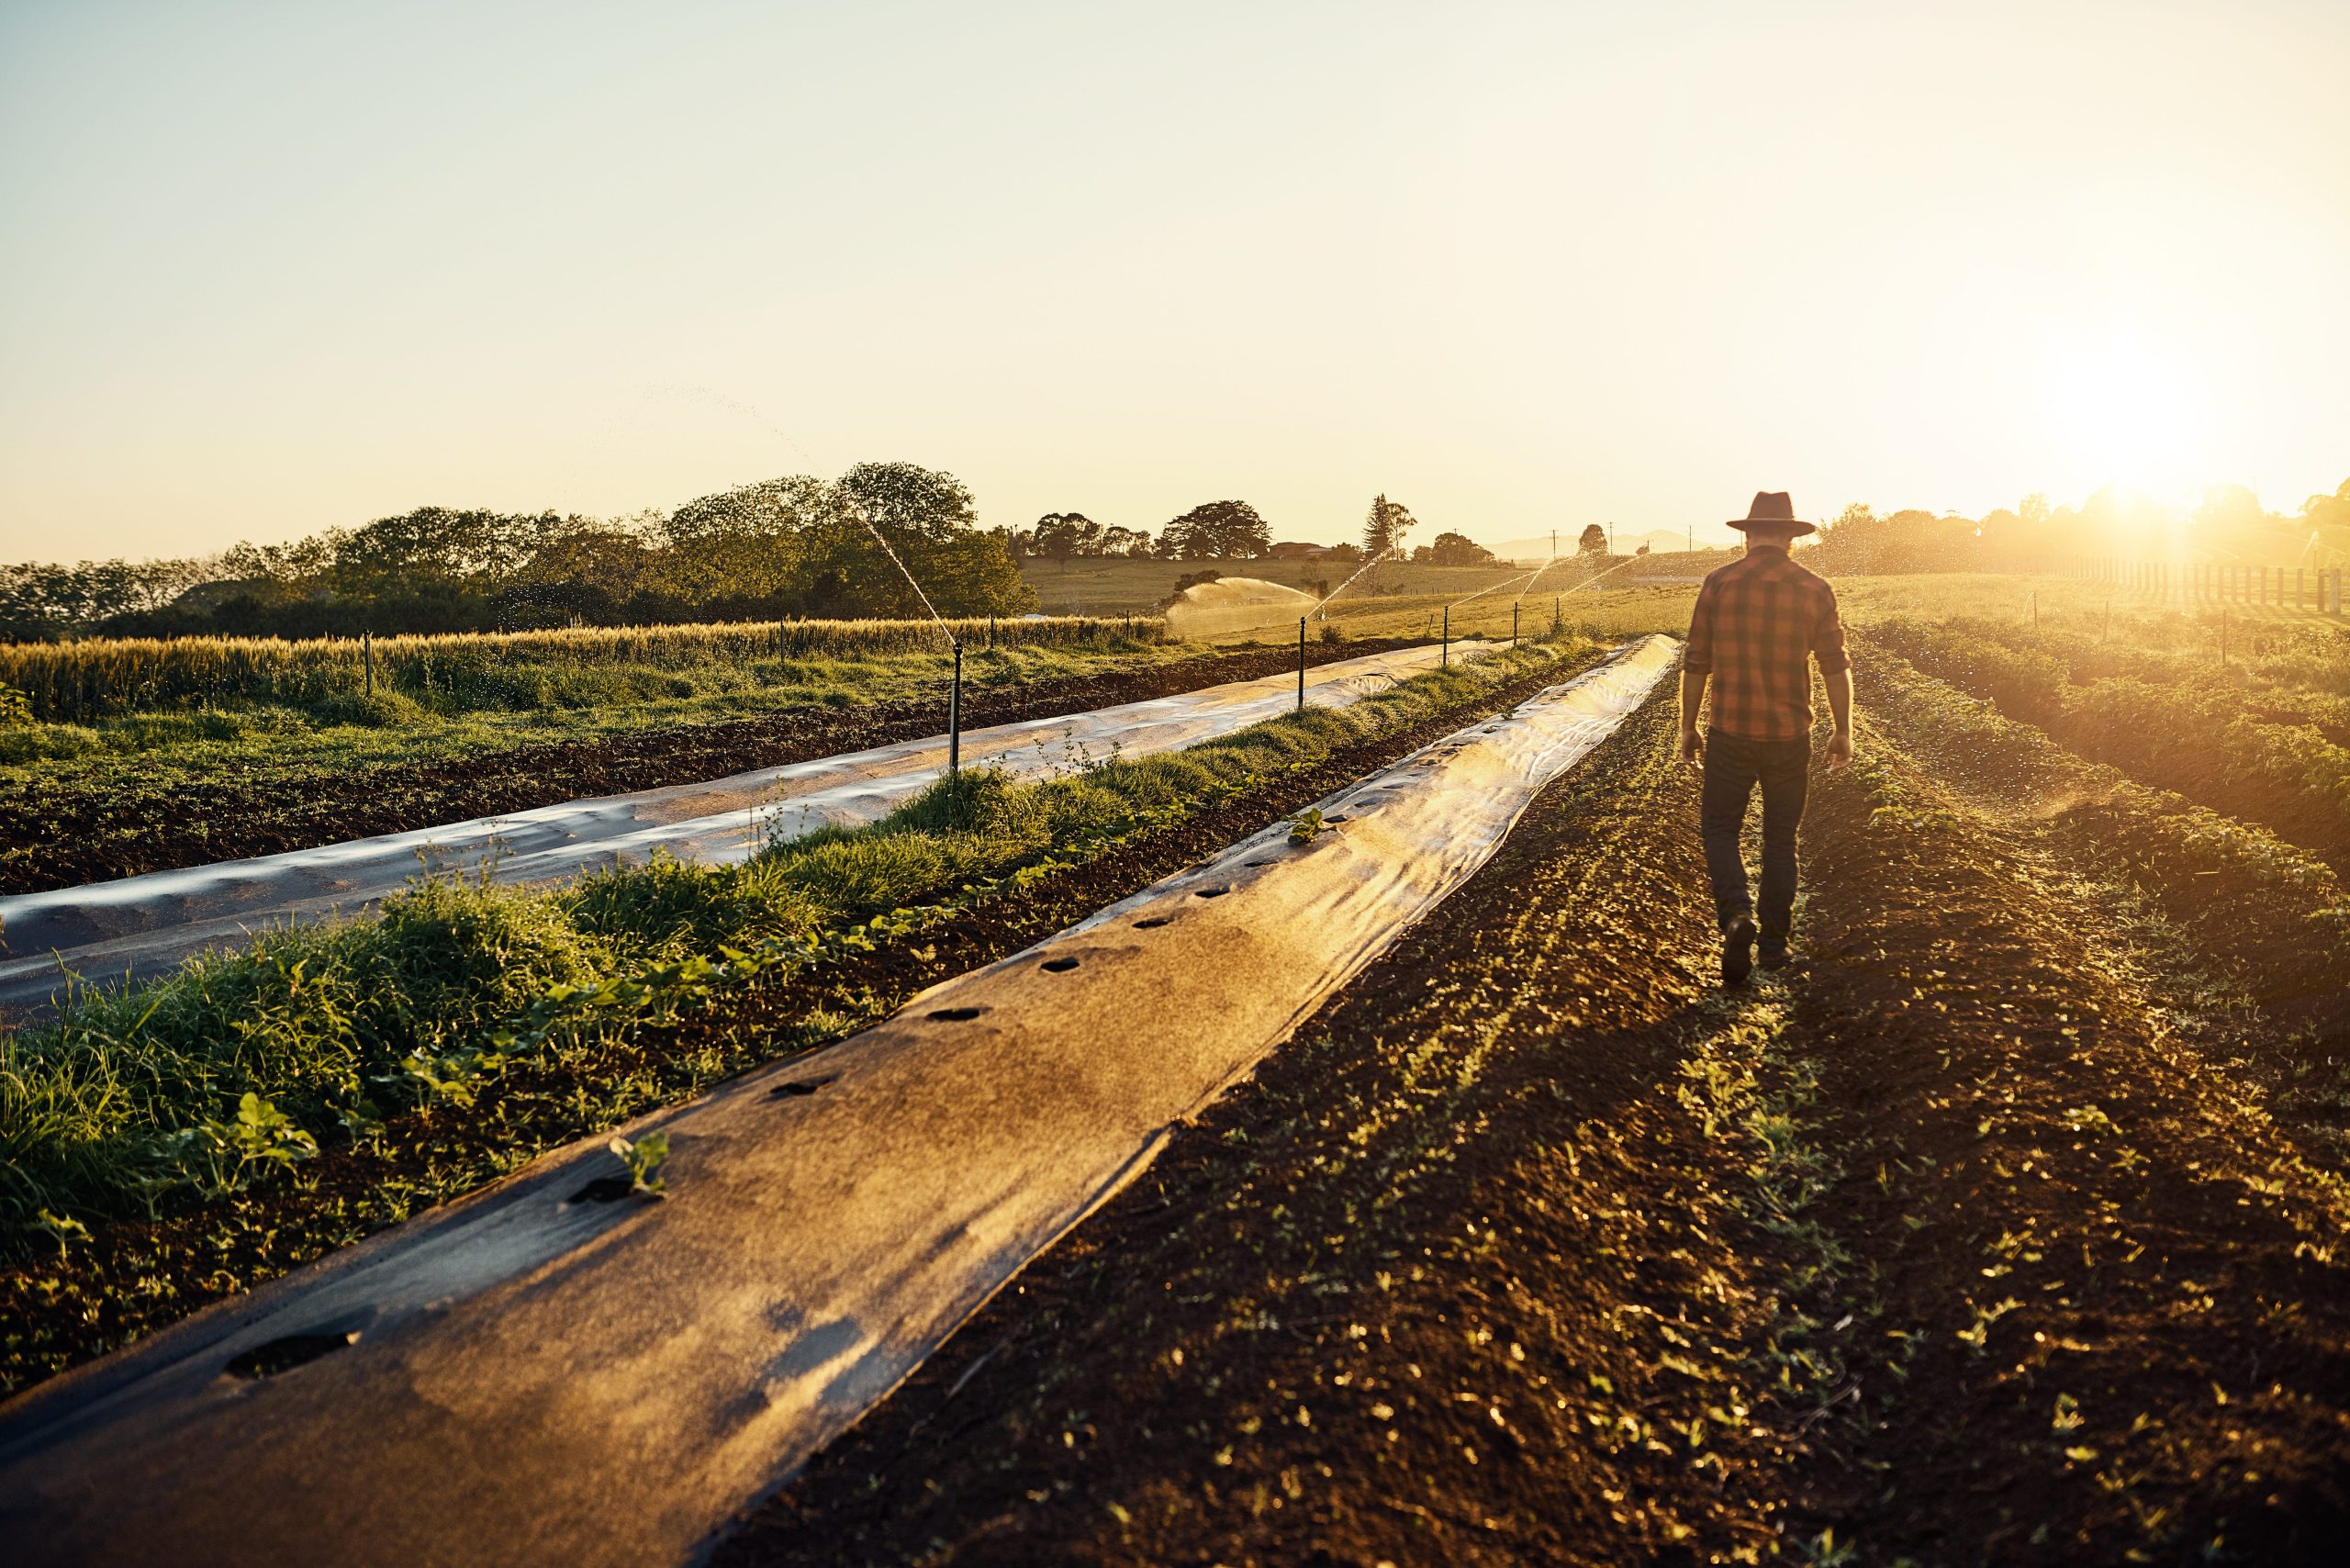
xmin=1684 ymin=547 xmax=1850 ymax=741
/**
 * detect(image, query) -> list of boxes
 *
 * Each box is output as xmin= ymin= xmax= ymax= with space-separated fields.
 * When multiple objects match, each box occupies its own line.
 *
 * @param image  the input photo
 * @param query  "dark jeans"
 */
xmin=1700 ymin=728 xmax=1810 ymax=938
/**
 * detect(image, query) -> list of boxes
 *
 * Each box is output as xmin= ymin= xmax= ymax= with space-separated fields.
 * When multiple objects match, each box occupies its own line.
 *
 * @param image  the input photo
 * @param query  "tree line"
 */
xmin=0 ymin=463 xmax=1037 ymax=642
xmin=1799 ymin=479 xmax=2350 ymax=577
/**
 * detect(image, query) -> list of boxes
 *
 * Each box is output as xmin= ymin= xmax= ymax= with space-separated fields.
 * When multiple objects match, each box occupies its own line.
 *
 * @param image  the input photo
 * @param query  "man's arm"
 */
xmin=1813 ymin=588 xmax=1854 ymax=770
xmin=1679 ymin=580 xmax=1715 ymax=766
xmin=1822 ymin=666 xmax=1853 ymax=769
xmin=1679 ymin=669 xmax=1707 ymax=766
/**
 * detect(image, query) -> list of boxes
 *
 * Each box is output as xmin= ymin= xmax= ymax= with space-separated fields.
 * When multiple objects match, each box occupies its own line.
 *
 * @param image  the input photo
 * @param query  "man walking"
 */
xmin=1678 ymin=492 xmax=1853 ymax=985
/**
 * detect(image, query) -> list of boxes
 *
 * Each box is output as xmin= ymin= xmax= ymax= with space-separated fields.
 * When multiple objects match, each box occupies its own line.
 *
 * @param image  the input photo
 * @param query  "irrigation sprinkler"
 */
xmin=1298 ymin=617 xmax=1307 ymax=711
xmin=1512 ymin=599 xmax=1520 ymax=648
xmin=1442 ymin=606 xmax=1450 ymax=667
xmin=362 ymin=632 xmax=374 ymax=698
xmin=843 ymin=490 xmax=966 ymax=801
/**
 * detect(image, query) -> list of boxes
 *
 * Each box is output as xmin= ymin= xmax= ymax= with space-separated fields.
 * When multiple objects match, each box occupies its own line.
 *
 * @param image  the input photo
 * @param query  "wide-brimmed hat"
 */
xmin=1728 ymin=491 xmax=1816 ymax=536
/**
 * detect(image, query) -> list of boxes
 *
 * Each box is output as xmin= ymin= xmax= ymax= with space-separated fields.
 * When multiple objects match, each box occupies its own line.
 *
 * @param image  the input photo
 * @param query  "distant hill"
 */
xmin=1477 ymin=526 xmax=1733 ymax=561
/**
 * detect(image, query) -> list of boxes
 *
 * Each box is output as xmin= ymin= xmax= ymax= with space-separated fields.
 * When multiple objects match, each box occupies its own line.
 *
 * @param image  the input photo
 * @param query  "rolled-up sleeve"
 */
xmin=1684 ymin=580 xmax=1716 ymax=674
xmin=1810 ymin=588 xmax=1851 ymax=674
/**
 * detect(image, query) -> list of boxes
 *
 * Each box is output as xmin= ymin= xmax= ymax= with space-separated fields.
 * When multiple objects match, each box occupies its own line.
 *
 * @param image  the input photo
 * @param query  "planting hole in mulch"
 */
xmin=926 ymin=1006 xmax=986 ymax=1022
xmin=224 ymin=1330 xmax=360 ymax=1381
xmin=1039 ymin=957 xmax=1080 ymax=972
xmin=767 ymin=1078 xmax=835 ymax=1100
xmin=567 ymin=1177 xmax=635 ymax=1204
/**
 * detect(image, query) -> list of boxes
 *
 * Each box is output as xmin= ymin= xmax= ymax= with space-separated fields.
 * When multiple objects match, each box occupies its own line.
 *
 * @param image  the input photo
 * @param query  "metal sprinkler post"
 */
xmin=1297 ymin=617 xmax=1306 ymax=711
xmin=363 ymin=632 xmax=374 ymax=698
xmin=1512 ymin=599 xmax=1519 ymax=648
xmin=1442 ymin=606 xmax=1450 ymax=667
xmin=948 ymin=640 xmax=962 ymax=780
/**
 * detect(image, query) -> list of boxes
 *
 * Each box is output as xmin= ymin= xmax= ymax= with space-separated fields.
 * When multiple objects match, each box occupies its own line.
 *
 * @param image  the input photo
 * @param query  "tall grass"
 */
xmin=0 ymin=613 xmax=1169 ymax=722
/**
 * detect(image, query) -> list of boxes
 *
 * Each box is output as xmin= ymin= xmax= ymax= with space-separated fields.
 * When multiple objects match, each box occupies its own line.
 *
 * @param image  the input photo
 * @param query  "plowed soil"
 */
xmin=716 ymin=666 xmax=2350 ymax=1564
xmin=0 ymin=640 xmax=1410 ymax=895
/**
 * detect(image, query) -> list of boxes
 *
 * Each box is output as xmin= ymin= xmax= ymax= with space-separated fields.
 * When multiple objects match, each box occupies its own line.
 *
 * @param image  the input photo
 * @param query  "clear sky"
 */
xmin=3 ymin=0 xmax=2345 ymax=561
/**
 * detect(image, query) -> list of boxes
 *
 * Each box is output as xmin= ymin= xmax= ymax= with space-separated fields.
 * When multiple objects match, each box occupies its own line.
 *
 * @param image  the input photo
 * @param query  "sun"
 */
xmin=2038 ymin=330 xmax=2210 ymax=496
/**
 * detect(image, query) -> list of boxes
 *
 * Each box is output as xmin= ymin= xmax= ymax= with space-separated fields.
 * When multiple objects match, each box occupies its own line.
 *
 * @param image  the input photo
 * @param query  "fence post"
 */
xmin=2297 ymin=568 xmax=2304 ymax=611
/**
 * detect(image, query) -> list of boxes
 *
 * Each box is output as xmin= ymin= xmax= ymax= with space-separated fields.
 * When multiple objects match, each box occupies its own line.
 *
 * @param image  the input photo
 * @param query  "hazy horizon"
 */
xmin=5 ymin=0 xmax=2346 ymax=563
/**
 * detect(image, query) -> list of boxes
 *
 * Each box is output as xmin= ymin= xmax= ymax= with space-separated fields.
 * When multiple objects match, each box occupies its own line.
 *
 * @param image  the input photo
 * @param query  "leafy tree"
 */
xmin=1576 ymin=523 xmax=1607 ymax=555
xmin=655 ymin=477 xmax=828 ymax=602
xmin=1425 ymin=531 xmax=1497 ymax=566
xmin=1362 ymin=494 xmax=1416 ymax=560
xmin=799 ymin=462 xmax=1034 ymax=616
xmin=330 ymin=508 xmax=555 ymax=593
xmin=1164 ymin=500 xmax=1272 ymax=560
xmin=1032 ymin=512 xmax=1105 ymax=564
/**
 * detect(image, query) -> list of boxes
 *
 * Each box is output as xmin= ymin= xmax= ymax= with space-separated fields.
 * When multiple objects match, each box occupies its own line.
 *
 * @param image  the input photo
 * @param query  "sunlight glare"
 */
xmin=2038 ymin=331 xmax=2210 ymax=496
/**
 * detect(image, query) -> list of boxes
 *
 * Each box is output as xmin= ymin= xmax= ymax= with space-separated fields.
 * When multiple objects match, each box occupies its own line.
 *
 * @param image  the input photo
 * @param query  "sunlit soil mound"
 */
xmin=1162 ymin=577 xmax=1321 ymax=639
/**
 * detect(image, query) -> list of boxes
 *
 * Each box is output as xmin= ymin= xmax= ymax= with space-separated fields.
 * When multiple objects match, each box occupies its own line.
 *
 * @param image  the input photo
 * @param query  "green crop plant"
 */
xmin=608 ymin=1132 xmax=669 ymax=1197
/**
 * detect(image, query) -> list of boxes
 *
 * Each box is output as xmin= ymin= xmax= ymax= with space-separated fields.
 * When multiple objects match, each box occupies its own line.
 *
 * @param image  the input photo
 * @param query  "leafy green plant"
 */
xmin=1286 ymin=807 xmax=1332 ymax=845
xmin=609 ymin=1131 xmax=670 ymax=1197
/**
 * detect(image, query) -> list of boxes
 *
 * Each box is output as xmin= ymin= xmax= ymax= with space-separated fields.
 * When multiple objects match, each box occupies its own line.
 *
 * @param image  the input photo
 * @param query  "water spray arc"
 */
xmin=846 ymin=494 xmax=966 ymax=790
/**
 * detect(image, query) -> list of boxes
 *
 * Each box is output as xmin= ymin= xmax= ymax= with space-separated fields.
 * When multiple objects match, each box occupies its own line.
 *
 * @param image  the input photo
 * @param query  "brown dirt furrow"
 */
xmin=0 ymin=640 xmax=1412 ymax=895
xmin=715 ymin=693 xmax=1830 ymax=1568
xmin=1778 ymin=711 xmax=2350 ymax=1563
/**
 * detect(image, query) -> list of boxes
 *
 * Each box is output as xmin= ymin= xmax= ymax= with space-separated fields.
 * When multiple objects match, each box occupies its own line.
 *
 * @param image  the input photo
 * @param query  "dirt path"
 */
xmin=0 ymin=640 xmax=1411 ymax=895
xmin=715 ymin=671 xmax=2350 ymax=1564
xmin=718 ymin=694 xmax=1826 ymax=1566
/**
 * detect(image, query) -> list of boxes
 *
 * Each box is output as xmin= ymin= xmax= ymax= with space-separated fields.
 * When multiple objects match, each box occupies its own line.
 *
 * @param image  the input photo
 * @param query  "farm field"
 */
xmin=5 ymin=573 xmax=2348 ymax=1561
xmin=719 ymin=610 xmax=2350 ymax=1567
xmin=0 ymin=636 xmax=1597 ymax=1394
xmin=0 ymin=621 xmax=1432 ymax=895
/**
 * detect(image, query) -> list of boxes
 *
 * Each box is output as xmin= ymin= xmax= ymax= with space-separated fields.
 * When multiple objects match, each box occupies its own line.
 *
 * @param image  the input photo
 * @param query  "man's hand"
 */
xmin=1678 ymin=726 xmax=1704 ymax=767
xmin=1825 ymin=728 xmax=1854 ymax=771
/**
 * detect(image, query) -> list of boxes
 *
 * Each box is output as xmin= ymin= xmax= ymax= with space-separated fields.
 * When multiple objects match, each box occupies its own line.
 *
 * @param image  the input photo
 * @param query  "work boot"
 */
xmin=1721 ymin=916 xmax=1757 ymax=987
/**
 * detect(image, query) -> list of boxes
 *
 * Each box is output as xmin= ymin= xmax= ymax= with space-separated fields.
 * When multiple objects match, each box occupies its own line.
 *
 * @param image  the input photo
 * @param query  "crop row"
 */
xmin=1867 ymin=617 xmax=2350 ymax=868
xmin=0 ymin=614 xmax=1169 ymax=723
xmin=1853 ymin=645 xmax=2349 ymax=1005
